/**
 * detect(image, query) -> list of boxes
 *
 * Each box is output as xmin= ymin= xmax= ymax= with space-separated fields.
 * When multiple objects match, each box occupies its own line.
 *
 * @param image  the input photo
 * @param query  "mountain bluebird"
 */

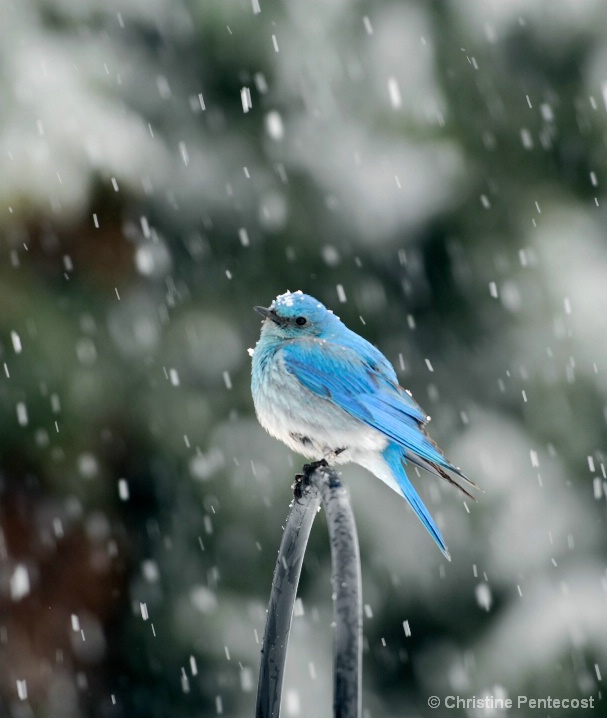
xmin=251 ymin=290 xmax=477 ymax=559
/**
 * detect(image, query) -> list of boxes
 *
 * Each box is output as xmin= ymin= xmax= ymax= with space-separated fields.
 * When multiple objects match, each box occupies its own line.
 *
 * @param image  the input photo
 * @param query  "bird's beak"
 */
xmin=254 ymin=306 xmax=283 ymax=325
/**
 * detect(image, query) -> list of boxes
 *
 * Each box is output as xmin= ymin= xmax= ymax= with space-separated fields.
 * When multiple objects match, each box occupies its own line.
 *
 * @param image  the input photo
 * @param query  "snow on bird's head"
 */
xmin=270 ymin=291 xmax=340 ymax=324
xmin=271 ymin=289 xmax=301 ymax=309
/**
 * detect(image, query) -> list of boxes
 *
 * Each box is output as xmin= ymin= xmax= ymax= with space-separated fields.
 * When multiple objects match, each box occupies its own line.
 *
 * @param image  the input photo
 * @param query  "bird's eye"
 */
xmin=295 ymin=316 xmax=307 ymax=326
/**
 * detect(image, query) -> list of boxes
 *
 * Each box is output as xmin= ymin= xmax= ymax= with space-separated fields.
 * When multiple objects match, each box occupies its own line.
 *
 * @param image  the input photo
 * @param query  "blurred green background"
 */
xmin=2 ymin=0 xmax=607 ymax=716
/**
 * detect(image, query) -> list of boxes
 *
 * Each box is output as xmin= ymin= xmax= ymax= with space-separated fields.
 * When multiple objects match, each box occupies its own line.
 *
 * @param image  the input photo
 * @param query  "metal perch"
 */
xmin=255 ymin=463 xmax=362 ymax=718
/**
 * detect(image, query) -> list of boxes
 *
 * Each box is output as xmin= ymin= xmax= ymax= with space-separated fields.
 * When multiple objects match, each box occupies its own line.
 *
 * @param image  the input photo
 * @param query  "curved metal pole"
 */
xmin=255 ymin=475 xmax=321 ymax=718
xmin=255 ymin=464 xmax=362 ymax=718
xmin=316 ymin=467 xmax=362 ymax=718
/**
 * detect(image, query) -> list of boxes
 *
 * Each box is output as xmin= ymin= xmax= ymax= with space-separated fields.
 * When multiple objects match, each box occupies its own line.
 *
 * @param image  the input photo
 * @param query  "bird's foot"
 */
xmin=321 ymin=447 xmax=346 ymax=464
xmin=302 ymin=458 xmax=329 ymax=476
xmin=293 ymin=459 xmax=329 ymax=497
xmin=292 ymin=472 xmax=309 ymax=499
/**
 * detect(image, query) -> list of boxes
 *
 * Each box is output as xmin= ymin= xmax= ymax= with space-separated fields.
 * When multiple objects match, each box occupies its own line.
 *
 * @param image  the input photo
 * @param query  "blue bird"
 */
xmin=251 ymin=291 xmax=477 ymax=559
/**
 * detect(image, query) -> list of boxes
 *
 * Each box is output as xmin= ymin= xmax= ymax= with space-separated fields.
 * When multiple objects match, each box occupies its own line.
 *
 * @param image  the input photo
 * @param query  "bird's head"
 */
xmin=254 ymin=291 xmax=338 ymax=339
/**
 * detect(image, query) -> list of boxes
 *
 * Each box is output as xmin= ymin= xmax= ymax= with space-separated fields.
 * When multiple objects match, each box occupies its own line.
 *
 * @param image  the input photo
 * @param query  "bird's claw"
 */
xmin=293 ymin=472 xmax=309 ymax=499
xmin=292 ymin=459 xmax=329 ymax=498
xmin=302 ymin=458 xmax=328 ymax=476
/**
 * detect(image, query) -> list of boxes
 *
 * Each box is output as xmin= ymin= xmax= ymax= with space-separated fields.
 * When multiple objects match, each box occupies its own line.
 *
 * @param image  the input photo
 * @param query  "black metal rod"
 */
xmin=255 ymin=477 xmax=321 ymax=718
xmin=316 ymin=467 xmax=362 ymax=718
xmin=255 ymin=465 xmax=362 ymax=718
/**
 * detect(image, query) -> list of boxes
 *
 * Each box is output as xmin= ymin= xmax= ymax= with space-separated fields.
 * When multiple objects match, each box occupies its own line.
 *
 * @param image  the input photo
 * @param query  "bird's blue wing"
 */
xmin=282 ymin=339 xmax=451 ymax=469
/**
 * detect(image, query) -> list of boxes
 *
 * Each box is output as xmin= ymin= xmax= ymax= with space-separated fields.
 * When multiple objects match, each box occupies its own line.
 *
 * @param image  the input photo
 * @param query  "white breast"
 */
xmin=252 ymin=346 xmax=387 ymax=462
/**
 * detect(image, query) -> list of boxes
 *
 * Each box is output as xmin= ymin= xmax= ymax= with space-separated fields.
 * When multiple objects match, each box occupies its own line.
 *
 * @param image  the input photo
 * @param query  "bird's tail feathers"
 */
xmin=383 ymin=444 xmax=451 ymax=561
xmin=369 ymin=399 xmax=481 ymax=499
xmin=406 ymin=453 xmax=480 ymax=502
